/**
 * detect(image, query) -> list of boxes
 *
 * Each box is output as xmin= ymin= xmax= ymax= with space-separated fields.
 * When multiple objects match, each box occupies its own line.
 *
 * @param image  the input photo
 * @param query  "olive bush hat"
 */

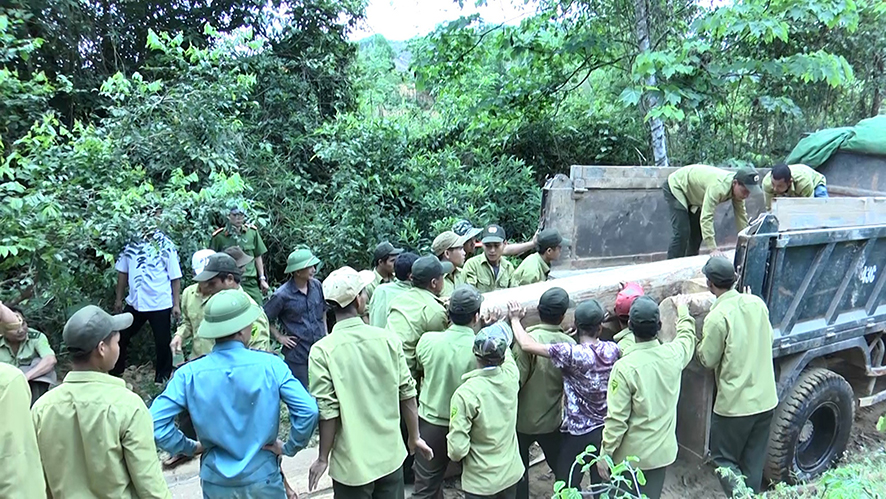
xmin=285 ymin=247 xmax=321 ymax=274
xmin=432 ymin=231 xmax=471 ymax=256
xmin=323 ymin=266 xmax=376 ymax=307
xmin=198 ymin=289 xmax=261 ymax=339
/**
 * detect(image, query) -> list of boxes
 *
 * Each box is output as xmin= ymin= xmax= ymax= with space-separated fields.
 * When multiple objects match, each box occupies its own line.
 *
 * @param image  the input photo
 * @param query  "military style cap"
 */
xmin=452 ymin=220 xmax=483 ymax=240
xmin=480 ymin=224 xmax=506 ymax=244
xmin=575 ymin=299 xmax=605 ymax=328
xmin=432 ymin=231 xmax=470 ymax=256
xmin=198 ymin=289 xmax=261 ymax=339
xmin=615 ymin=282 xmax=645 ymax=317
xmin=473 ymin=322 xmax=510 ymax=362
xmin=703 ymin=256 xmax=737 ymax=287
xmin=323 ymin=266 xmax=376 ymax=307
xmin=285 ymin=247 xmax=321 ymax=274
xmin=537 ymin=228 xmax=570 ymax=253
xmin=191 ymin=249 xmax=216 ymax=277
xmin=63 ymin=305 xmax=133 ymax=353
xmin=734 ymin=167 xmax=762 ymax=193
xmin=538 ymin=287 xmax=571 ymax=318
xmin=449 ymin=284 xmax=484 ymax=315
xmin=373 ymin=242 xmax=404 ymax=265
xmin=229 ymin=206 xmax=245 ymax=215
xmin=223 ymin=246 xmax=254 ymax=269
xmin=412 ymin=256 xmax=454 ymax=283
xmin=195 ymin=253 xmax=242 ymax=282
xmin=629 ymin=296 xmax=660 ymax=325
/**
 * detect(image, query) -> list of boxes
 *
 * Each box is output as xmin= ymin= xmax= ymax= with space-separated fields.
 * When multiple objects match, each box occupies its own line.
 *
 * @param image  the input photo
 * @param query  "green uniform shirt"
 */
xmin=365 ymin=269 xmax=390 ymax=304
xmin=176 ymin=284 xmax=271 ymax=358
xmin=511 ymin=252 xmax=550 ymax=287
xmin=448 ymin=364 xmax=524 ymax=496
xmin=415 ymin=324 xmax=477 ymax=426
xmin=308 ymin=317 xmax=417 ymax=487
xmin=441 ymin=267 xmax=463 ymax=298
xmin=697 ymin=289 xmax=779 ymax=417
xmin=462 ymin=253 xmax=516 ymax=293
xmin=614 ymin=327 xmax=659 ymax=357
xmin=368 ymin=280 xmax=412 ymax=328
xmin=386 ymin=287 xmax=448 ymax=378
xmin=667 ymin=164 xmax=749 ymax=250
xmin=0 ymin=329 xmax=54 ymax=367
xmin=514 ymin=324 xmax=576 ymax=434
xmin=32 ymin=371 xmax=170 ymax=499
xmin=602 ymin=305 xmax=696 ymax=470
xmin=210 ymin=224 xmax=267 ymax=304
xmin=762 ymin=164 xmax=827 ymax=210
xmin=0 ymin=364 xmax=46 ymax=499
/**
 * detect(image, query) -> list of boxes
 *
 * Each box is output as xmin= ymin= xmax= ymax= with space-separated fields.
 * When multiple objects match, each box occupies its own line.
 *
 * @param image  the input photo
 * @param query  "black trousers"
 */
xmin=333 ymin=466 xmax=404 ymax=499
xmin=464 ymin=483 xmax=517 ymax=499
xmin=616 ymin=466 xmax=666 ymax=499
xmin=710 ymin=410 xmax=774 ymax=496
xmin=284 ymin=360 xmax=309 ymax=389
xmin=110 ymin=305 xmax=172 ymax=383
xmin=412 ymin=419 xmax=450 ymax=499
xmin=558 ymin=428 xmax=603 ymax=493
xmin=663 ymin=182 xmax=703 ymax=260
xmin=517 ymin=431 xmax=562 ymax=499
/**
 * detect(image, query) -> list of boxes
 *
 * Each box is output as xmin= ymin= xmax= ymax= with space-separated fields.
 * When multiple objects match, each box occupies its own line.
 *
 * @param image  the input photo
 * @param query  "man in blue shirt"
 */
xmin=151 ymin=289 xmax=319 ymax=497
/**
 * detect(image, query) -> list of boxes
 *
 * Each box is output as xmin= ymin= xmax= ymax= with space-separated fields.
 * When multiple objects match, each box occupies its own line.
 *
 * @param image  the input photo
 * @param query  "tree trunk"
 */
xmin=633 ymin=0 xmax=669 ymax=166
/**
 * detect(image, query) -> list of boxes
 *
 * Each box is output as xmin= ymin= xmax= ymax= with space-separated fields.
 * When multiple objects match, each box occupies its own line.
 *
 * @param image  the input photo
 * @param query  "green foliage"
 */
xmin=551 ymin=445 xmax=644 ymax=498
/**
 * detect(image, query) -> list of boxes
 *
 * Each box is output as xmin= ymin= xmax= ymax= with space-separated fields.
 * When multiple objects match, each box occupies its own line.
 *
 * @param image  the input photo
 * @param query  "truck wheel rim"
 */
xmin=796 ymin=401 xmax=839 ymax=473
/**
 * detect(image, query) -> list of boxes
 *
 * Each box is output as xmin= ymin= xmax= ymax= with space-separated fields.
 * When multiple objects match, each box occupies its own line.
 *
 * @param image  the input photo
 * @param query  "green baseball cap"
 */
xmin=412 ymin=256 xmax=454 ymax=283
xmin=285 ymin=247 xmax=321 ymax=274
xmin=574 ymin=299 xmax=605 ymax=328
xmin=537 ymin=228 xmax=570 ymax=253
xmin=373 ymin=242 xmax=404 ymax=265
xmin=473 ymin=322 xmax=510 ymax=362
xmin=703 ymin=256 xmax=736 ymax=287
xmin=432 ymin=231 xmax=471 ymax=256
xmin=538 ymin=287 xmax=571 ymax=318
xmin=734 ymin=167 xmax=762 ymax=193
xmin=449 ymin=284 xmax=483 ymax=315
xmin=480 ymin=224 xmax=506 ymax=244
xmin=195 ymin=253 xmax=242 ymax=282
xmin=198 ymin=289 xmax=261 ymax=339
xmin=629 ymin=296 xmax=660 ymax=325
xmin=63 ymin=305 xmax=133 ymax=353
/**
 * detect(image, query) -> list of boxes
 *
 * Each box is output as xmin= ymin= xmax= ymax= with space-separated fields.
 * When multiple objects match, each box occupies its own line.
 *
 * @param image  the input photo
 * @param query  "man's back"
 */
xmin=415 ymin=325 xmax=478 ymax=426
xmin=511 ymin=252 xmax=549 ymax=287
xmin=513 ymin=323 xmax=575 ymax=434
xmin=0 ymin=364 xmax=46 ymax=499
xmin=387 ymin=287 xmax=447 ymax=377
xmin=368 ymin=280 xmax=411 ymax=328
xmin=32 ymin=371 xmax=170 ymax=499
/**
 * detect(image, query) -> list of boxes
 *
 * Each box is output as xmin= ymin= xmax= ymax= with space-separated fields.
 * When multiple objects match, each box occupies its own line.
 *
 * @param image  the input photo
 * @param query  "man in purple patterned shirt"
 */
xmin=509 ymin=299 xmax=619 ymax=494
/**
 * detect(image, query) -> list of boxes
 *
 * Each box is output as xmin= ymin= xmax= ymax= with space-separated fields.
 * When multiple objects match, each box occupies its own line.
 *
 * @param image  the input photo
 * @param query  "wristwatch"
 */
xmin=259 ymin=276 xmax=267 ymax=281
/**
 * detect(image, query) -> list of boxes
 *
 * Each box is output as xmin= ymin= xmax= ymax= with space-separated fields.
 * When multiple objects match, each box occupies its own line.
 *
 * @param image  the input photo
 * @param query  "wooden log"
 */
xmin=771 ymin=197 xmax=886 ymax=230
xmin=680 ymin=278 xmax=710 ymax=295
xmin=658 ymin=292 xmax=715 ymax=343
xmin=481 ymin=252 xmax=733 ymax=327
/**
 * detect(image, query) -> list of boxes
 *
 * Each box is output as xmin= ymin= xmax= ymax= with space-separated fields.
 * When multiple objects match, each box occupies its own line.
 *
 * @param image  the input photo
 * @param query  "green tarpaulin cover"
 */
xmin=786 ymin=115 xmax=886 ymax=168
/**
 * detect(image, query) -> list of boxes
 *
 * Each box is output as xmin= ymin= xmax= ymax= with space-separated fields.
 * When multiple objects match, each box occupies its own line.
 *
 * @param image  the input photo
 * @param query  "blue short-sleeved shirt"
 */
xmin=263 ymin=278 xmax=326 ymax=365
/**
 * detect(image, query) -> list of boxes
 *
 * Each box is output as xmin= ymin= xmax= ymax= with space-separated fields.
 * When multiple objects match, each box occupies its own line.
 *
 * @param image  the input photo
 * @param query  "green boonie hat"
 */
xmin=198 ymin=289 xmax=261 ymax=339
xmin=195 ymin=253 xmax=242 ymax=282
xmin=538 ymin=287 xmax=571 ymax=318
xmin=63 ymin=305 xmax=133 ymax=353
xmin=733 ymin=167 xmax=762 ymax=193
xmin=323 ymin=266 xmax=376 ymax=307
xmin=412 ymin=256 xmax=454 ymax=283
xmin=432 ymin=231 xmax=471 ymax=256
xmin=373 ymin=241 xmax=404 ymax=265
xmin=449 ymin=284 xmax=483 ymax=315
xmin=285 ymin=247 xmax=321 ymax=274
xmin=575 ymin=299 xmax=605 ymax=328
xmin=223 ymin=246 xmax=254 ymax=269
xmin=480 ymin=224 xmax=506 ymax=244
xmin=703 ymin=256 xmax=736 ymax=287
xmin=537 ymin=228 xmax=571 ymax=253
xmin=473 ymin=322 xmax=510 ymax=362
xmin=629 ymin=296 xmax=660 ymax=325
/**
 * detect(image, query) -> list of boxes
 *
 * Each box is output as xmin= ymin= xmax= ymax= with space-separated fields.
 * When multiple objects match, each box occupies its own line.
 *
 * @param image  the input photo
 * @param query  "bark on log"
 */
xmin=658 ymin=292 xmax=716 ymax=343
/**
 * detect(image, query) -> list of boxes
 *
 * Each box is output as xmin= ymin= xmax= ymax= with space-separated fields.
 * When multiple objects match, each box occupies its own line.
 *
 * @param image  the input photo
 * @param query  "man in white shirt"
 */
xmin=110 ymin=228 xmax=183 ymax=383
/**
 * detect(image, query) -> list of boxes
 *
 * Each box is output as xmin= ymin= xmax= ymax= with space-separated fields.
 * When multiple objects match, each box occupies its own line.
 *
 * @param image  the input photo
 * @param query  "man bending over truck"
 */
xmin=762 ymin=163 xmax=828 ymax=211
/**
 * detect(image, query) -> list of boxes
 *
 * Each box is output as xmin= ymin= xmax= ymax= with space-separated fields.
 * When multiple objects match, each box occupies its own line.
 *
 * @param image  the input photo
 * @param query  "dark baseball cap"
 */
xmin=229 ymin=206 xmax=245 ymax=215
xmin=703 ymin=256 xmax=736 ymax=287
xmin=63 ymin=305 xmax=133 ymax=353
xmin=733 ymin=167 xmax=762 ymax=193
xmin=412 ymin=256 xmax=454 ymax=283
xmin=449 ymin=284 xmax=484 ymax=315
xmin=480 ymin=224 xmax=506 ymax=244
xmin=373 ymin=241 xmax=404 ymax=264
xmin=473 ymin=322 xmax=510 ymax=362
xmin=538 ymin=287 xmax=570 ymax=318
xmin=574 ymin=299 xmax=605 ymax=328
xmin=195 ymin=253 xmax=242 ymax=282
xmin=537 ymin=228 xmax=570 ymax=253
xmin=629 ymin=296 xmax=660 ymax=325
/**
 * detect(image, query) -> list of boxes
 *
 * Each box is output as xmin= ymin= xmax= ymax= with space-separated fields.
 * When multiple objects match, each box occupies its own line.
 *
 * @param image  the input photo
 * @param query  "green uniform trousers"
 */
xmin=241 ymin=281 xmax=263 ymax=306
xmin=464 ymin=483 xmax=517 ymax=499
xmin=331 ymin=466 xmax=404 ymax=499
xmin=710 ymin=410 xmax=774 ymax=496
xmin=663 ymin=181 xmax=703 ymax=259
xmin=412 ymin=418 xmax=450 ymax=499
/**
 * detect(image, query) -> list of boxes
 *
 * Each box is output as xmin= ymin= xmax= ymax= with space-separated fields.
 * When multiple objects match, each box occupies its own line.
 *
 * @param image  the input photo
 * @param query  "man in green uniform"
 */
xmin=0 ymin=306 xmax=57 ymax=404
xmin=452 ymin=220 xmax=537 ymax=259
xmin=433 ymin=231 xmax=470 ymax=298
xmin=307 ymin=266 xmax=433 ymax=497
xmin=209 ymin=206 xmax=269 ymax=304
xmin=512 ymin=228 xmax=570 ymax=287
xmin=662 ymin=165 xmax=761 ymax=259
xmin=368 ymin=252 xmax=419 ymax=328
xmin=597 ymin=296 xmax=696 ymax=499
xmin=462 ymin=224 xmax=517 ymax=293
xmin=32 ymin=305 xmax=170 ymax=499
xmin=366 ymin=241 xmax=404 ymax=303
xmin=448 ymin=321 xmax=524 ymax=499
xmin=387 ymin=256 xmax=452 ymax=380
xmin=763 ymin=163 xmax=828 ymax=211
xmin=513 ymin=287 xmax=576 ymax=499
xmin=697 ymin=257 xmax=778 ymax=496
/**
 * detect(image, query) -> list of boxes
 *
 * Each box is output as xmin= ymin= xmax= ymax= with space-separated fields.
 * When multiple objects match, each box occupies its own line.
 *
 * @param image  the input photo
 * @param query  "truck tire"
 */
xmin=764 ymin=367 xmax=854 ymax=484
